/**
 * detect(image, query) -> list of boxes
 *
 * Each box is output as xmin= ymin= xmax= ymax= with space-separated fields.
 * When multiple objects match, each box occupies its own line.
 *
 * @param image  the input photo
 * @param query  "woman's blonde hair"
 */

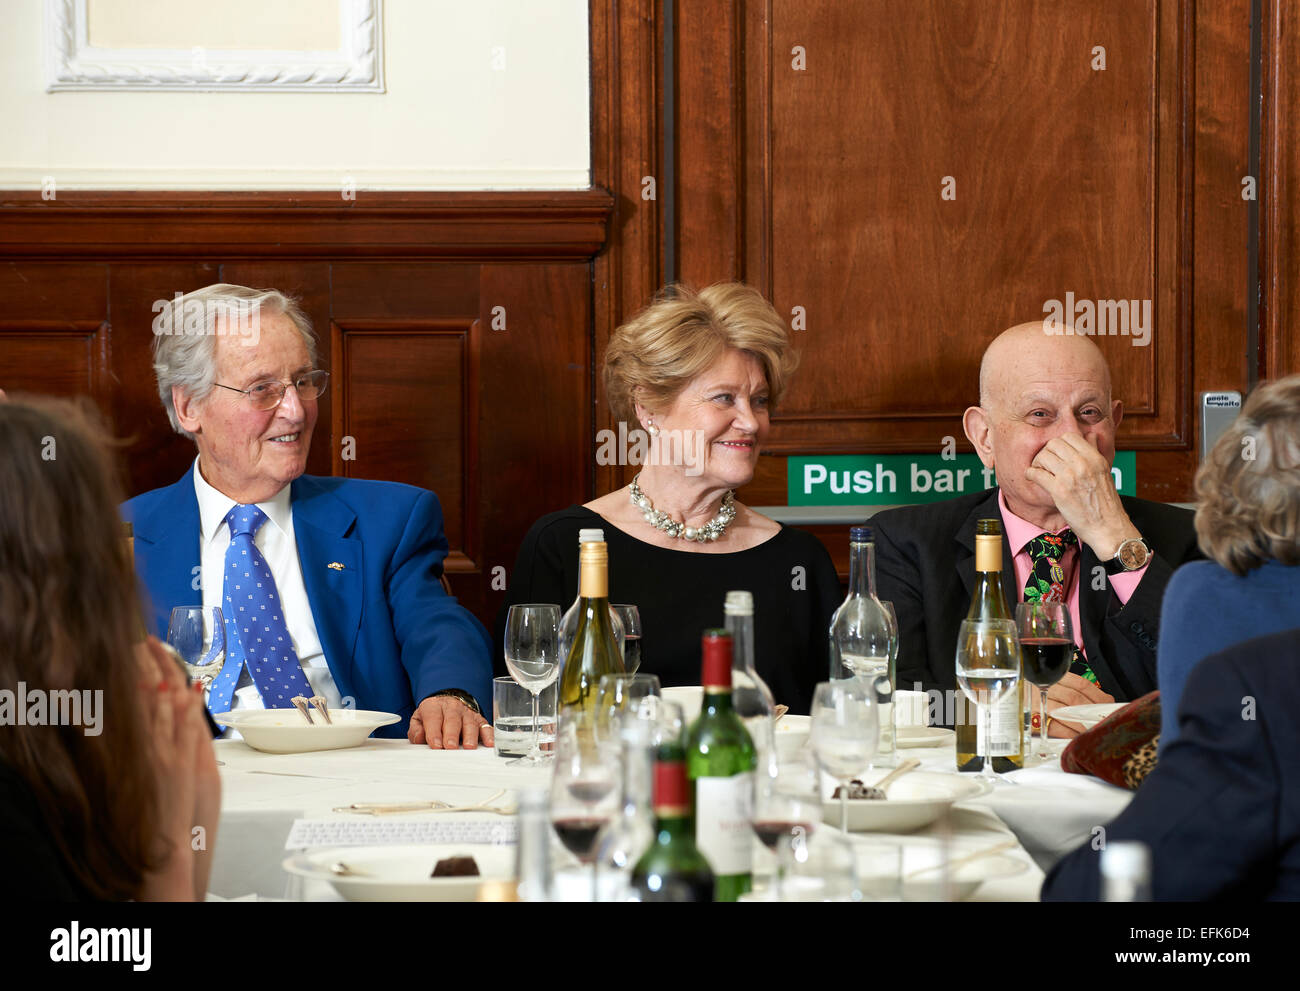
xmin=1194 ymin=374 xmax=1300 ymax=575
xmin=603 ymin=283 xmax=799 ymax=423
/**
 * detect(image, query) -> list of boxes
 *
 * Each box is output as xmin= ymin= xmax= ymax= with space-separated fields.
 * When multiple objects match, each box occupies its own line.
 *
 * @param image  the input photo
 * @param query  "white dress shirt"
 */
xmin=193 ymin=459 xmax=342 ymax=711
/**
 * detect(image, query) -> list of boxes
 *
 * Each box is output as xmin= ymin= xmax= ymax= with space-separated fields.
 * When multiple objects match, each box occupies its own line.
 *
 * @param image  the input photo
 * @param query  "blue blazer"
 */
xmin=122 ymin=471 xmax=493 ymax=738
xmin=1042 ymin=626 xmax=1300 ymax=900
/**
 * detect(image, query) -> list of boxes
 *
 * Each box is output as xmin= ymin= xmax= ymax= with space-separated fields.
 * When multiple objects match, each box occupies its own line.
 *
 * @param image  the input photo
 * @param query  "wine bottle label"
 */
xmin=694 ymin=773 xmax=754 ymax=875
xmin=976 ymin=688 xmax=1021 ymax=757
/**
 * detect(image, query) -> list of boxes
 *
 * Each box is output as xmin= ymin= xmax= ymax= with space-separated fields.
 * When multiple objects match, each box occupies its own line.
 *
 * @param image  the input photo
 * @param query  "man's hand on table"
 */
xmin=1029 ymin=673 xmax=1115 ymax=739
xmin=409 ymin=694 xmax=494 ymax=750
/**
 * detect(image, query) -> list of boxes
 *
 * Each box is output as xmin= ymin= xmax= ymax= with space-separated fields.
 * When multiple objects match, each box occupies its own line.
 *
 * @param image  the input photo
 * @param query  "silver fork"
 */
xmin=335 ymin=788 xmax=514 ymax=816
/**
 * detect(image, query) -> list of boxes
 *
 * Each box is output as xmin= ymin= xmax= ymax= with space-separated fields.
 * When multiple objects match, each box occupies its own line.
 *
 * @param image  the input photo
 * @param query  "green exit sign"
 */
xmin=787 ymin=452 xmax=1137 ymax=506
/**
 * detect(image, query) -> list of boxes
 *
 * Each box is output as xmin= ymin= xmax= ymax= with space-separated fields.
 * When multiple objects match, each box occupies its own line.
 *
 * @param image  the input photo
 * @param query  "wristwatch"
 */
xmin=429 ymin=689 xmax=482 ymax=716
xmin=1104 ymin=537 xmax=1152 ymax=575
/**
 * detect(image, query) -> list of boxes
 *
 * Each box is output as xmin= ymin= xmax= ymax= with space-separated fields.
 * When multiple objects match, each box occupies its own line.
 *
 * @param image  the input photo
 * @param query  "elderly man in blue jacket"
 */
xmin=123 ymin=284 xmax=493 ymax=749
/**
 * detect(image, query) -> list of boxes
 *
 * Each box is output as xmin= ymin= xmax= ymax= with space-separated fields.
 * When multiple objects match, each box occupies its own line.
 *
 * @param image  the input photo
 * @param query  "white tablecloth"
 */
xmin=210 ymin=737 xmax=1131 ymax=901
xmin=899 ymin=740 xmax=1135 ymax=873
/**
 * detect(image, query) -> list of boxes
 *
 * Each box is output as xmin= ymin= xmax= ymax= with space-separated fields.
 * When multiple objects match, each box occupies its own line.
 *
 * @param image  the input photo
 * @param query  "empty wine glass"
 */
xmin=593 ymin=672 xmax=660 ymax=753
xmin=167 ymin=606 xmax=225 ymax=689
xmin=809 ymin=680 xmax=878 ymax=835
xmin=592 ymin=704 xmax=658 ymax=901
xmin=610 ymin=604 xmax=642 ymax=675
xmin=504 ymin=604 xmax=563 ymax=766
xmin=1015 ymin=602 xmax=1073 ymax=761
xmin=955 ymin=619 xmax=1021 ymax=784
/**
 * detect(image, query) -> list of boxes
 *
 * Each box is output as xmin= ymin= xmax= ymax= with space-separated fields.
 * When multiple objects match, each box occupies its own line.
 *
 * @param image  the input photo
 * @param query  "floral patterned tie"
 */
xmin=1022 ymin=530 xmax=1100 ymax=686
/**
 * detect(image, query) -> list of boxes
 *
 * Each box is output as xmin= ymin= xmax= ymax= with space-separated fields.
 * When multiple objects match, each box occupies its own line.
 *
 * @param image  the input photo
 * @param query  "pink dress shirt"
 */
xmin=998 ymin=490 xmax=1147 ymax=661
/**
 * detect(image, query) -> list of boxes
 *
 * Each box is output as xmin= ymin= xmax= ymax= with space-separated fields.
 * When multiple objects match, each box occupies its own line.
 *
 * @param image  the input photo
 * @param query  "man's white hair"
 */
xmin=152 ymin=284 xmax=316 ymax=439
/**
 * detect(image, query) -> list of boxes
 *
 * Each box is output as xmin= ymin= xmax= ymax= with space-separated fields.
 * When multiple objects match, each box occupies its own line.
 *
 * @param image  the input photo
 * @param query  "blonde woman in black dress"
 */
xmin=501 ymin=284 xmax=841 ymax=714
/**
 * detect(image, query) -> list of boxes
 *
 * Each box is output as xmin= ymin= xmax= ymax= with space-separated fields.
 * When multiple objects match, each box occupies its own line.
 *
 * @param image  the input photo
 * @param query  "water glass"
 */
xmin=954 ymin=619 xmax=1021 ymax=784
xmin=167 ymin=605 xmax=225 ymax=689
xmin=504 ymin=603 xmax=563 ymax=765
xmin=493 ymin=676 xmax=557 ymax=758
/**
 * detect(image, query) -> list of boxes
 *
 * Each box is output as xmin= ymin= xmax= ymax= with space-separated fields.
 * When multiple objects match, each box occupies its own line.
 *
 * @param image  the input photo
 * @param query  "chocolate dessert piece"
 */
xmin=431 ymin=856 xmax=480 ymax=877
xmin=831 ymin=779 xmax=874 ymax=800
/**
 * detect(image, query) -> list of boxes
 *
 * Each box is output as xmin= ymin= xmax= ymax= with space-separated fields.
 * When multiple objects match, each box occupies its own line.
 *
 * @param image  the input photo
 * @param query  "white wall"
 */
xmin=0 ymin=0 xmax=590 ymax=189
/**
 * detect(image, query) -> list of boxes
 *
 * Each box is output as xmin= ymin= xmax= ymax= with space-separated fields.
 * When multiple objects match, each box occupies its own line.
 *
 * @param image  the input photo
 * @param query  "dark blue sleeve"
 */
xmin=1155 ymin=565 xmax=1218 ymax=751
xmin=1042 ymin=650 xmax=1280 ymax=900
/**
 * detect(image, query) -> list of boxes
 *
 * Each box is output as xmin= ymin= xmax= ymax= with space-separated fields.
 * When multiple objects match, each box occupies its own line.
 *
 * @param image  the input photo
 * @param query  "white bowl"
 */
xmin=822 ymin=771 xmax=993 ymax=833
xmin=660 ymin=685 xmax=703 ymax=724
xmin=896 ymin=726 xmax=954 ymax=749
xmin=774 ymin=715 xmax=810 ymax=761
xmin=1049 ymin=702 xmax=1127 ymax=731
xmin=283 ymin=843 xmax=514 ymax=901
xmin=211 ymin=708 xmax=401 ymax=754
xmin=901 ymin=852 xmax=1027 ymax=901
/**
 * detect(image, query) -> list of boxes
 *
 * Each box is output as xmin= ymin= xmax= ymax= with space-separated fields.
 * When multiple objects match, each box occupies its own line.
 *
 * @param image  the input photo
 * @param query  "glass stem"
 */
xmin=982 ymin=702 xmax=996 ymax=781
xmin=1038 ymin=689 xmax=1048 ymax=760
xmin=529 ymin=690 xmax=540 ymax=757
xmin=840 ymin=787 xmax=849 ymax=834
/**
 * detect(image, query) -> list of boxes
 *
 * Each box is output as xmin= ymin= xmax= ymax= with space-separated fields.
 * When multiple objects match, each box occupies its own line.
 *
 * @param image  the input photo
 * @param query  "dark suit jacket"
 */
xmin=1042 ymin=626 xmax=1300 ymax=900
xmin=122 ymin=471 xmax=493 ymax=736
xmin=871 ymin=487 xmax=1200 ymax=706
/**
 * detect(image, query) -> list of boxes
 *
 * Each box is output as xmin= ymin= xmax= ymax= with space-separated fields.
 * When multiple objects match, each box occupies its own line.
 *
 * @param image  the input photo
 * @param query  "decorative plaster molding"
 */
xmin=44 ymin=0 xmax=384 ymax=92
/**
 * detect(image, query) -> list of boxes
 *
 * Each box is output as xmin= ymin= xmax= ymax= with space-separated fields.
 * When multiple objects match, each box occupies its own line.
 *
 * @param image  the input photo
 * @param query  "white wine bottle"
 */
xmin=559 ymin=539 xmax=625 ymax=715
xmin=560 ymin=528 xmax=624 ymax=663
xmin=955 ymin=518 xmax=1024 ymax=772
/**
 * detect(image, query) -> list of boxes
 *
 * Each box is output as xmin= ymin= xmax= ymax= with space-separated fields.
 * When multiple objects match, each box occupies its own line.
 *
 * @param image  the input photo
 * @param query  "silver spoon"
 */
xmin=862 ymin=757 xmax=921 ymax=800
xmin=290 ymin=696 xmax=314 ymax=724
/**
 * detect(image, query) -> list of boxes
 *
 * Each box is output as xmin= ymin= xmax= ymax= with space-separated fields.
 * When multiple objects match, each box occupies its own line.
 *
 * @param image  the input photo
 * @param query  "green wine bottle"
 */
xmin=630 ymin=751 xmax=714 ymax=903
xmin=687 ymin=630 xmax=757 ymax=902
xmin=559 ymin=539 xmax=625 ymax=716
xmin=955 ymin=518 xmax=1025 ymax=773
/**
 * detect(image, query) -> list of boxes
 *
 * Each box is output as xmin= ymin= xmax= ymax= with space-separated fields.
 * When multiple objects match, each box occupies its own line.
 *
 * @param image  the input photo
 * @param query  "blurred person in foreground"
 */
xmin=872 ymin=321 xmax=1201 ymax=735
xmin=1157 ymin=375 xmax=1300 ymax=750
xmin=498 ymin=283 xmax=840 ymax=714
xmin=1042 ymin=625 xmax=1300 ymax=899
xmin=0 ymin=396 xmax=218 ymax=900
xmin=122 ymin=284 xmax=493 ymax=749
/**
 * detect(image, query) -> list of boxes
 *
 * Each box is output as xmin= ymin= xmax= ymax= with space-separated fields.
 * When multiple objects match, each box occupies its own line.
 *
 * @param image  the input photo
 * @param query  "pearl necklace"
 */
xmin=628 ymin=473 xmax=737 ymax=542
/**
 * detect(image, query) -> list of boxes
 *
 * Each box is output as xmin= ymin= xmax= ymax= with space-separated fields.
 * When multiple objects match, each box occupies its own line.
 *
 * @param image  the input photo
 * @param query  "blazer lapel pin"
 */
xmin=328 ymin=562 xmax=345 ymax=571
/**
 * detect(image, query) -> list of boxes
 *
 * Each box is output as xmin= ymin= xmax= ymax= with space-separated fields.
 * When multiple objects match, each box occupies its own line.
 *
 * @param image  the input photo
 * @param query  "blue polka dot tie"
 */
xmin=206 ymin=504 xmax=314 ymax=717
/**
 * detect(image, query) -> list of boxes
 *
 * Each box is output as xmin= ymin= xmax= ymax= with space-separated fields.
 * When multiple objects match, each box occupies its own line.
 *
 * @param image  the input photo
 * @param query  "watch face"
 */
xmin=1118 ymin=540 xmax=1149 ymax=570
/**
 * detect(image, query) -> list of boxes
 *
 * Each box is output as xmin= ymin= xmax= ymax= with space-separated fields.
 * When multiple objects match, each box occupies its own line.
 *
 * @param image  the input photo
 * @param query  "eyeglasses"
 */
xmin=213 ymin=370 xmax=329 ymax=411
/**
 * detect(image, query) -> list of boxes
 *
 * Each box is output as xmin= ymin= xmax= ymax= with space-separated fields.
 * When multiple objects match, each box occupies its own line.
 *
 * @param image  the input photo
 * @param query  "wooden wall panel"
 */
xmin=477 ymin=262 xmax=593 ymax=623
xmin=590 ymin=0 xmax=664 ymax=497
xmin=0 ymin=325 xmax=105 ymax=399
xmin=738 ymin=1 xmax=1189 ymax=452
xmin=330 ymin=323 xmax=473 ymax=566
xmin=670 ymin=0 xmax=1253 ymax=528
xmin=1263 ymin=0 xmax=1300 ymax=379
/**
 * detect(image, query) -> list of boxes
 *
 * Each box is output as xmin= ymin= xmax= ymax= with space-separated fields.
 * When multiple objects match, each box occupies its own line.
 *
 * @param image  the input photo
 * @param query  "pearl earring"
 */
xmin=647 ymin=422 xmax=660 ymax=436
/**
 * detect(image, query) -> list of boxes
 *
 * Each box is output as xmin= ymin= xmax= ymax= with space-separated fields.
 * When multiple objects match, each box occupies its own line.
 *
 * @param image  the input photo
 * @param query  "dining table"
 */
xmin=208 ymin=730 xmax=1134 ymax=902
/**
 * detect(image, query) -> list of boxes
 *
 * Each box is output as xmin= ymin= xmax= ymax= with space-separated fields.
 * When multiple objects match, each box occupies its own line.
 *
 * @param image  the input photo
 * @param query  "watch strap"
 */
xmin=428 ymin=689 xmax=482 ymax=716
